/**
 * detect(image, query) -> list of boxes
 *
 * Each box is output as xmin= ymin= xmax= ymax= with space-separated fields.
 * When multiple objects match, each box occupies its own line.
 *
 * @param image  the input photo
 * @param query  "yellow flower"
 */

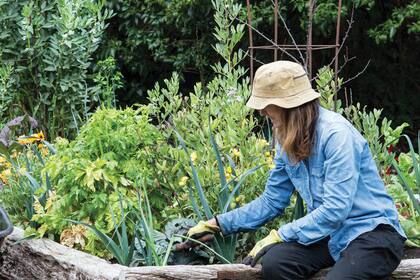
xmin=38 ymin=143 xmax=49 ymax=157
xmin=230 ymin=202 xmax=237 ymax=209
xmin=178 ymin=176 xmax=189 ymax=186
xmin=269 ymin=162 xmax=275 ymax=169
xmin=235 ymin=194 xmax=245 ymax=203
xmin=0 ymin=173 xmax=8 ymax=185
xmin=264 ymin=151 xmax=271 ymax=157
xmin=190 ymin=151 xmax=198 ymax=163
xmin=225 ymin=166 xmax=234 ymax=180
xmin=0 ymin=169 xmax=11 ymax=185
xmin=257 ymin=139 xmax=269 ymax=148
xmin=226 ymin=166 xmax=233 ymax=174
xmin=232 ymin=148 xmax=241 ymax=158
xmin=0 ymin=156 xmax=10 ymax=169
xmin=17 ymin=131 xmax=45 ymax=145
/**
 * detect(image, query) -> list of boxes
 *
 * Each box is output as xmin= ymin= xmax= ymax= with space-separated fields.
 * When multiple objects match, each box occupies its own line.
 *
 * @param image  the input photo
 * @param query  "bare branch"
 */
xmin=311 ymin=4 xmax=355 ymax=82
xmin=339 ymin=59 xmax=370 ymax=88
xmin=270 ymin=0 xmax=306 ymax=65
xmin=231 ymin=14 xmax=300 ymax=64
xmin=244 ymin=50 xmax=265 ymax=65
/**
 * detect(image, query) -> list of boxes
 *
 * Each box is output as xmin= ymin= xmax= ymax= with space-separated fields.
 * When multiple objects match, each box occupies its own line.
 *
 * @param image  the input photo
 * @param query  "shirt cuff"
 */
xmin=279 ymin=222 xmax=298 ymax=242
xmin=215 ymin=214 xmax=228 ymax=236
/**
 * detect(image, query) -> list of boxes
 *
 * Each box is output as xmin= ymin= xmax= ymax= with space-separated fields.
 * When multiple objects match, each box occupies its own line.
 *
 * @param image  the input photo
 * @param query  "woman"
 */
xmin=187 ymin=60 xmax=406 ymax=280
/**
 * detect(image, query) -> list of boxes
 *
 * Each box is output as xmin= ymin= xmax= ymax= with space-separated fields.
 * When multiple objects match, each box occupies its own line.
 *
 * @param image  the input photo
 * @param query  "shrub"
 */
xmin=0 ymin=0 xmax=114 ymax=138
xmin=28 ymin=107 xmax=168 ymax=257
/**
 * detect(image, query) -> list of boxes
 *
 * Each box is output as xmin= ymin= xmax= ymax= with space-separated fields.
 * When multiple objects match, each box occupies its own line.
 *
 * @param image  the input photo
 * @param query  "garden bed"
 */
xmin=0 ymin=228 xmax=419 ymax=280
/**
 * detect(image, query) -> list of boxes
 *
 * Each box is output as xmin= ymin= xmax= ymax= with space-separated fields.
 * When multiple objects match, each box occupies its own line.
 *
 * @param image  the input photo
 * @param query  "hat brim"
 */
xmin=246 ymin=88 xmax=320 ymax=110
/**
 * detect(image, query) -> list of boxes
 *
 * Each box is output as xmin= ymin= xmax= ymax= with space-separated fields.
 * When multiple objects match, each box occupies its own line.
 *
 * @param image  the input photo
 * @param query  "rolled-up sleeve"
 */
xmin=217 ymin=154 xmax=295 ymax=236
xmin=279 ymin=124 xmax=361 ymax=244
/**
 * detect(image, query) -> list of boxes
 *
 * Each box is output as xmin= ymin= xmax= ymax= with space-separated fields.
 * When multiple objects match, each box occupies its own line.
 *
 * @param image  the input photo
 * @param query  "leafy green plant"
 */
xmin=0 ymin=117 xmax=55 ymax=231
xmin=69 ymin=194 xmax=135 ymax=266
xmin=315 ymin=66 xmax=343 ymax=114
xmin=91 ymin=57 xmax=123 ymax=109
xmin=174 ymin=121 xmax=262 ymax=263
xmin=29 ymin=107 xmax=168 ymax=257
xmin=344 ymin=104 xmax=409 ymax=177
xmin=0 ymin=0 xmax=114 ymax=138
xmin=131 ymin=181 xmax=174 ymax=266
xmin=316 ymin=66 xmax=408 ymax=176
xmin=368 ymin=1 xmax=420 ymax=44
xmin=390 ymin=132 xmax=420 ymax=246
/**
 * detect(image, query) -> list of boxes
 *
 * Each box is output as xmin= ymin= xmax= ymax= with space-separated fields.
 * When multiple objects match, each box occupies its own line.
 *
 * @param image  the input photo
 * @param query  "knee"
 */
xmin=261 ymin=244 xmax=291 ymax=280
xmin=261 ymin=248 xmax=277 ymax=278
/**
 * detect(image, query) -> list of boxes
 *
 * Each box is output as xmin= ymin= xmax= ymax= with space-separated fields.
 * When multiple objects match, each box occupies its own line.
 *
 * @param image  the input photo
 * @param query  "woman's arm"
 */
xmin=216 ymin=155 xmax=295 ymax=235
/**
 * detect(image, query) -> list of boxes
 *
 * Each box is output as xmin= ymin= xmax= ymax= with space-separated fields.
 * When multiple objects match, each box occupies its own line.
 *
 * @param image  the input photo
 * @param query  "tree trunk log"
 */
xmin=1 ymin=228 xmax=419 ymax=280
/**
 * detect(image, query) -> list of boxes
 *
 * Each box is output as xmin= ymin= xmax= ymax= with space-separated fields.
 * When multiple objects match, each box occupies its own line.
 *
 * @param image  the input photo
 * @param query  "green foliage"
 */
xmin=315 ymin=66 xmax=343 ymax=114
xmin=388 ymin=132 xmax=420 ymax=246
xmin=147 ymin=0 xmax=273 ymax=212
xmin=316 ymin=66 xmax=408 ymax=175
xmin=132 ymin=182 xmax=173 ymax=266
xmin=91 ymin=57 xmax=124 ymax=111
xmin=100 ymin=0 xmax=216 ymax=100
xmin=343 ymin=104 xmax=409 ymax=176
xmin=368 ymin=1 xmax=420 ymax=44
xmin=69 ymin=194 xmax=135 ymax=266
xmin=28 ymin=107 xmax=167 ymax=257
xmin=174 ymin=122 xmax=262 ymax=263
xmin=147 ymin=0 xmax=283 ymax=261
xmin=392 ymin=134 xmax=420 ymax=215
xmin=0 ymin=0 xmax=114 ymax=138
xmin=0 ymin=136 xmax=54 ymax=231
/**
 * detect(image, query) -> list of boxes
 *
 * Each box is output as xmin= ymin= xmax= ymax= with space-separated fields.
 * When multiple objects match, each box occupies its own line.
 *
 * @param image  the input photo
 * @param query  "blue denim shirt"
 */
xmin=217 ymin=106 xmax=406 ymax=261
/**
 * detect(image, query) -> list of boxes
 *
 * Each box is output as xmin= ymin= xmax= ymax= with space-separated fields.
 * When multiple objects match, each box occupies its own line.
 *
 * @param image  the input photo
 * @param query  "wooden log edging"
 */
xmin=0 ymin=228 xmax=123 ymax=280
xmin=0 ymin=228 xmax=419 ymax=280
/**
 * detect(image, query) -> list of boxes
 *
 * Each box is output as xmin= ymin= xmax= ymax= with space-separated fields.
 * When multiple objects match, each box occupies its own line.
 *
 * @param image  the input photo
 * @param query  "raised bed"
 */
xmin=0 ymin=228 xmax=419 ymax=280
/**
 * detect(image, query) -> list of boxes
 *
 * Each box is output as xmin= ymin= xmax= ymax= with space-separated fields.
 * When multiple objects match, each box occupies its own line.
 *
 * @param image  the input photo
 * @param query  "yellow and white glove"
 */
xmin=242 ymin=229 xmax=282 ymax=267
xmin=187 ymin=220 xmax=220 ymax=240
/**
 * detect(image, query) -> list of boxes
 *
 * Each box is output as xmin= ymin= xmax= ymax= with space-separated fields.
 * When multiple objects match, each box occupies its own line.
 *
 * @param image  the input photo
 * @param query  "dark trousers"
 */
xmin=261 ymin=224 xmax=405 ymax=280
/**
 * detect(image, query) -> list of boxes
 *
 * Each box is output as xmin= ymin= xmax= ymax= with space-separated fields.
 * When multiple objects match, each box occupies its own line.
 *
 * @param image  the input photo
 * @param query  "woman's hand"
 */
xmin=187 ymin=218 xmax=220 ymax=239
xmin=242 ymin=229 xmax=283 ymax=267
xmin=175 ymin=219 xmax=220 ymax=251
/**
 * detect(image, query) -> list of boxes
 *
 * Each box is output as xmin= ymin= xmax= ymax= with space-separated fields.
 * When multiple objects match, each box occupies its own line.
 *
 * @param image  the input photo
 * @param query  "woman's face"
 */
xmin=259 ymin=105 xmax=284 ymax=129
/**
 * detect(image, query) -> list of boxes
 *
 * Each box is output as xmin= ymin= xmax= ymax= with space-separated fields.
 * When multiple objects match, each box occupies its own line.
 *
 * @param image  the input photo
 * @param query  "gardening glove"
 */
xmin=242 ymin=229 xmax=282 ymax=267
xmin=187 ymin=220 xmax=220 ymax=240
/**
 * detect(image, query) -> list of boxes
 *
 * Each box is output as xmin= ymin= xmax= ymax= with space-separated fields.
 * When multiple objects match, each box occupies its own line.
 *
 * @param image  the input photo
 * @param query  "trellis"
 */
xmin=245 ymin=0 xmax=343 ymax=110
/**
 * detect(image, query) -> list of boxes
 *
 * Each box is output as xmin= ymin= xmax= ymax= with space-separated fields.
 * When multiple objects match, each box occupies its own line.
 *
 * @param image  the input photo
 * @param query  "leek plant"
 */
xmin=173 ymin=119 xmax=262 ymax=263
xmin=392 ymin=132 xmax=420 ymax=246
xmin=72 ymin=188 xmax=174 ymax=267
xmin=132 ymin=182 xmax=175 ymax=266
xmin=69 ymin=193 xmax=135 ymax=266
xmin=392 ymin=132 xmax=420 ymax=215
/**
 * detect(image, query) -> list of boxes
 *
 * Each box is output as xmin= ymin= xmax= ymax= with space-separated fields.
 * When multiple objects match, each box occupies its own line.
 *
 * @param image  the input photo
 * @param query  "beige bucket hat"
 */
xmin=246 ymin=60 xmax=320 ymax=109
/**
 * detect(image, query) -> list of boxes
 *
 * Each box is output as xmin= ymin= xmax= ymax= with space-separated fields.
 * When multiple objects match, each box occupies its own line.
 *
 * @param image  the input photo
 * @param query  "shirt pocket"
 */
xmin=310 ymin=166 xmax=325 ymax=201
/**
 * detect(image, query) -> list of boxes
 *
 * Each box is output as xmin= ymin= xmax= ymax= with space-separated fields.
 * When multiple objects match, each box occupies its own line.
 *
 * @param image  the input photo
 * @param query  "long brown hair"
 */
xmin=275 ymin=99 xmax=319 ymax=163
